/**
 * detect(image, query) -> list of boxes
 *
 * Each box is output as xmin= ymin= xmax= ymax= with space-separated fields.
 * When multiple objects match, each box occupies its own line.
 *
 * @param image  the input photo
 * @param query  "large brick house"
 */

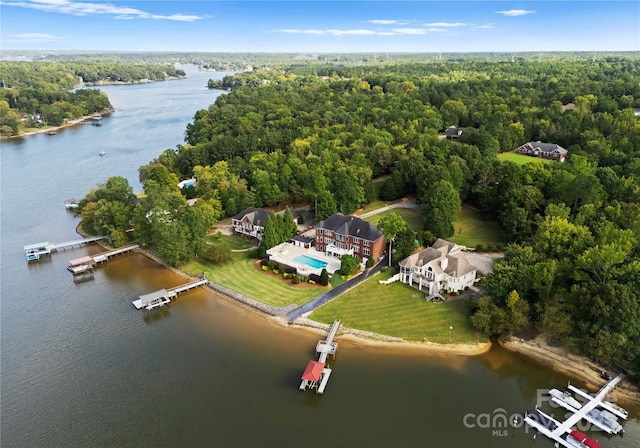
xmin=517 ymin=141 xmax=568 ymax=162
xmin=314 ymin=213 xmax=385 ymax=263
xmin=232 ymin=207 xmax=273 ymax=240
xmin=399 ymin=239 xmax=477 ymax=296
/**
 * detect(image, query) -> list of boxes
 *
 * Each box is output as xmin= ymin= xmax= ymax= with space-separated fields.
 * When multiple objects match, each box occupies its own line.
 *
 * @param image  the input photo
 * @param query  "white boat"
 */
xmin=99 ymin=151 xmax=106 ymax=156
xmin=587 ymin=408 xmax=624 ymax=434
xmin=549 ymin=388 xmax=582 ymax=410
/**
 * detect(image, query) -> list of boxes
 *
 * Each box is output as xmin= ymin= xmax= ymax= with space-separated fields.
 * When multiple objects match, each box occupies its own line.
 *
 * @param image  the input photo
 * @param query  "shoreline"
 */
xmin=84 ymin=231 xmax=639 ymax=406
xmin=1 ymin=110 xmax=112 ymax=141
xmin=500 ymin=336 xmax=640 ymax=408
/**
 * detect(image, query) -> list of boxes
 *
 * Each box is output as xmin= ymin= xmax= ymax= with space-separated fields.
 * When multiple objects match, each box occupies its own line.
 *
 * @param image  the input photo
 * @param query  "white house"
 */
xmin=399 ymin=239 xmax=477 ymax=296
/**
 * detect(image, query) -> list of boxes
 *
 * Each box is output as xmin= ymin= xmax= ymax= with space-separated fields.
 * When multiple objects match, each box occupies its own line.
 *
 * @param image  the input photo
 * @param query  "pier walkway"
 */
xmin=132 ymin=279 xmax=208 ymax=310
xmin=67 ymin=245 xmax=139 ymax=275
xmin=525 ymin=374 xmax=627 ymax=447
xmin=299 ymin=320 xmax=341 ymax=394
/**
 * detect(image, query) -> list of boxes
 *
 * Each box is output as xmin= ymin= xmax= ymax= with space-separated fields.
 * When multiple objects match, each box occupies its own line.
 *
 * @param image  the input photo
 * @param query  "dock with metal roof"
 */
xmin=24 ymin=236 xmax=107 ymax=261
xmin=132 ymin=279 xmax=209 ymax=310
xmin=299 ymin=319 xmax=340 ymax=394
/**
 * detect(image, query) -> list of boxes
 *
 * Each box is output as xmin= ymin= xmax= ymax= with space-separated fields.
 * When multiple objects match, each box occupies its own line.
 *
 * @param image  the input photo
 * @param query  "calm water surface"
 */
xmin=1 ymin=66 xmax=638 ymax=448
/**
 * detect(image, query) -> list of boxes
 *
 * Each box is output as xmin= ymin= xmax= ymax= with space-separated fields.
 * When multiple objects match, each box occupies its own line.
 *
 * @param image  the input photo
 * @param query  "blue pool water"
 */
xmin=293 ymin=255 xmax=328 ymax=269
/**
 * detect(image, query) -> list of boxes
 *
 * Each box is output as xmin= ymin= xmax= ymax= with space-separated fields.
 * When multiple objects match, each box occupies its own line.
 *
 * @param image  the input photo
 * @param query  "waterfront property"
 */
xmin=314 ymin=213 xmax=385 ymax=263
xmin=231 ymin=207 xmax=273 ymax=240
xmin=266 ymin=242 xmax=340 ymax=276
xmin=399 ymin=239 xmax=477 ymax=297
xmin=299 ymin=319 xmax=340 ymax=394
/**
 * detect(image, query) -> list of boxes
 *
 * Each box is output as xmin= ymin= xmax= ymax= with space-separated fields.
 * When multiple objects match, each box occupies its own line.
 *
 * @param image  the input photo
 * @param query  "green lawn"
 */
xmin=362 ymin=207 xmax=424 ymax=232
xmin=205 ymin=233 xmax=255 ymax=251
xmin=497 ymin=151 xmax=554 ymax=165
xmin=354 ymin=198 xmax=402 ymax=216
xmin=450 ymin=205 xmax=506 ymax=249
xmin=310 ymin=270 xmax=483 ymax=343
xmin=182 ymin=254 xmax=325 ymax=308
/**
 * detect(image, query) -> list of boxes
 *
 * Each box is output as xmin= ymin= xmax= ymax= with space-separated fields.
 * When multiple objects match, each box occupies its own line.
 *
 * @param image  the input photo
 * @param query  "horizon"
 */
xmin=1 ymin=1 xmax=639 ymax=53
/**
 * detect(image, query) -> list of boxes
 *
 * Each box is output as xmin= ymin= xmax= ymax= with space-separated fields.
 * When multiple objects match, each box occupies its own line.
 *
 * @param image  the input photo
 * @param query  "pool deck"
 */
xmin=266 ymin=242 xmax=341 ymax=276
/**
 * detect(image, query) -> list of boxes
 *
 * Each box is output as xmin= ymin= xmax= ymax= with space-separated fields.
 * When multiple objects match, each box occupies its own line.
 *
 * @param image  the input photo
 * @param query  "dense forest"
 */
xmin=134 ymin=56 xmax=639 ymax=376
xmin=45 ymin=53 xmax=639 ymax=376
xmin=0 ymin=61 xmax=185 ymax=135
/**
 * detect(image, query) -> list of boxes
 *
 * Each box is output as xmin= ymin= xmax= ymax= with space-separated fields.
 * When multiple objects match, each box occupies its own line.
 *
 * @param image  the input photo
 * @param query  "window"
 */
xmin=363 ymin=240 xmax=371 ymax=247
xmin=363 ymin=248 xmax=370 ymax=256
xmin=352 ymin=237 xmax=360 ymax=244
xmin=317 ymin=228 xmax=323 ymax=235
xmin=324 ymin=237 xmax=331 ymax=244
xmin=336 ymin=234 xmax=344 ymax=242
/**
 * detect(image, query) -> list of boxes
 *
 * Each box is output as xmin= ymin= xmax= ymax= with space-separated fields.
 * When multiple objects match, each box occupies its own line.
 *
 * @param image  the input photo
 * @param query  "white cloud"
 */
xmin=3 ymin=32 xmax=65 ymax=42
xmin=278 ymin=29 xmax=376 ymax=36
xmin=426 ymin=28 xmax=448 ymax=33
xmin=1 ymin=0 xmax=206 ymax=21
xmin=496 ymin=9 xmax=535 ymax=17
xmin=368 ymin=19 xmax=397 ymax=25
xmin=392 ymin=28 xmax=428 ymax=35
xmin=425 ymin=22 xmax=467 ymax=27
xmin=368 ymin=19 xmax=410 ymax=26
xmin=474 ymin=24 xmax=494 ymax=29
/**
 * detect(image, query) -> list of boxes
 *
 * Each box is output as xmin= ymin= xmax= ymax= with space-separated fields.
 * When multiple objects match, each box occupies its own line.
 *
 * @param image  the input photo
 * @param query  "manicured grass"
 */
xmin=309 ymin=270 xmax=483 ymax=343
xmin=450 ymin=205 xmax=506 ymax=249
xmin=205 ymin=233 xmax=255 ymax=251
xmin=354 ymin=198 xmax=402 ymax=215
xmin=497 ymin=151 xmax=554 ymax=165
xmin=182 ymin=254 xmax=325 ymax=308
xmin=362 ymin=208 xmax=424 ymax=232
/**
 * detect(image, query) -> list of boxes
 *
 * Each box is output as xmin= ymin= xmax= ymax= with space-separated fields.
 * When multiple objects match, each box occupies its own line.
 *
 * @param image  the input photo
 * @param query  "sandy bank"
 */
xmin=501 ymin=335 xmax=640 ymax=408
xmin=272 ymin=316 xmax=492 ymax=356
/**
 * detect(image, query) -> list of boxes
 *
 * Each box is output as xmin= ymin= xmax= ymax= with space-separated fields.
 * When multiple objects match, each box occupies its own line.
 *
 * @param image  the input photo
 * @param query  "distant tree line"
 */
xmin=0 ymin=61 xmax=185 ymax=136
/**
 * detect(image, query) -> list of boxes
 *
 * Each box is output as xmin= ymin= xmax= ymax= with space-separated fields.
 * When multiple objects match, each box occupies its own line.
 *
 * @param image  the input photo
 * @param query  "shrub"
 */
xmin=309 ymin=279 xmax=316 ymax=285
xmin=273 ymin=269 xmax=279 ymax=275
xmin=366 ymin=256 xmax=375 ymax=268
xmin=320 ymin=268 xmax=329 ymax=286
xmin=278 ymin=263 xmax=288 ymax=272
xmin=475 ymin=244 xmax=485 ymax=252
xmin=268 ymin=260 xmax=278 ymax=269
xmin=292 ymin=276 xmax=301 ymax=284
xmin=283 ymin=272 xmax=289 ymax=279
xmin=261 ymin=265 xmax=268 ymax=271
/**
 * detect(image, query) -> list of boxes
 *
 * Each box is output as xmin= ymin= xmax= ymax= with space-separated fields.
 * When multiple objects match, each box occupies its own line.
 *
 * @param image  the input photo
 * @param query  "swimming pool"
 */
xmin=293 ymin=254 xmax=328 ymax=269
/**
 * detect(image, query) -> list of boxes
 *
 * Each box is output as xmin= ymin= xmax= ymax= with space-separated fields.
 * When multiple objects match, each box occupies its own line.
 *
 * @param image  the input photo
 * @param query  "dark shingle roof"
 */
xmin=316 ymin=213 xmax=383 ymax=242
xmin=292 ymin=235 xmax=314 ymax=244
xmin=232 ymin=207 xmax=272 ymax=227
xmin=522 ymin=141 xmax=568 ymax=155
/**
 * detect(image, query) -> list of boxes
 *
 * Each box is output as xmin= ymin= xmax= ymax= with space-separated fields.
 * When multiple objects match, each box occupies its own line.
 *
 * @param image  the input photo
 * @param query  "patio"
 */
xmin=266 ymin=242 xmax=341 ymax=277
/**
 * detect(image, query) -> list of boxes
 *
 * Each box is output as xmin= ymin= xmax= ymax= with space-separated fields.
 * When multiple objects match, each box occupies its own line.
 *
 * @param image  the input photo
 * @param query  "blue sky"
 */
xmin=1 ymin=1 xmax=638 ymax=52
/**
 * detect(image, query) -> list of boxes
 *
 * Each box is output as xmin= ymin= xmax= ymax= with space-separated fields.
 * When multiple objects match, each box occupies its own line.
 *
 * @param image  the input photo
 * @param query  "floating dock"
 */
xmin=24 ymin=236 xmax=107 ymax=261
xmin=299 ymin=319 xmax=340 ymax=394
xmin=524 ymin=374 xmax=627 ymax=447
xmin=132 ymin=279 xmax=209 ymax=310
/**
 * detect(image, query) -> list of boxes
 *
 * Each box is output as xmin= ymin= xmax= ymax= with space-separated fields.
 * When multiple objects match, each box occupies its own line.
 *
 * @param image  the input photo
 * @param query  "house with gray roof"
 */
xmin=232 ymin=207 xmax=273 ymax=240
xmin=517 ymin=141 xmax=568 ymax=162
xmin=399 ymin=239 xmax=477 ymax=296
xmin=314 ymin=213 xmax=385 ymax=263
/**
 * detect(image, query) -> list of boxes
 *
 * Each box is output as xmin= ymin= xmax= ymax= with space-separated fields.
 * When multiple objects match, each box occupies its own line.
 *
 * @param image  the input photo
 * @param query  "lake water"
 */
xmin=1 ymin=65 xmax=638 ymax=448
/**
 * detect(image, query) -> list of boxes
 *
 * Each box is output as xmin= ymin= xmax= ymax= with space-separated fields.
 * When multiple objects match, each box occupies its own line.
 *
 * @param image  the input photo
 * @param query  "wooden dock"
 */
xmin=524 ymin=374 xmax=628 ymax=447
xmin=132 ymin=279 xmax=208 ymax=310
xmin=66 ymin=245 xmax=139 ymax=276
xmin=299 ymin=320 xmax=341 ymax=394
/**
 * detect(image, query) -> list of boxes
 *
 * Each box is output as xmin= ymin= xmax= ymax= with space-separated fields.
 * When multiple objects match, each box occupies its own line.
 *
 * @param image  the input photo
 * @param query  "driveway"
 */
xmin=285 ymin=255 xmax=388 ymax=322
xmin=356 ymin=198 xmax=421 ymax=219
